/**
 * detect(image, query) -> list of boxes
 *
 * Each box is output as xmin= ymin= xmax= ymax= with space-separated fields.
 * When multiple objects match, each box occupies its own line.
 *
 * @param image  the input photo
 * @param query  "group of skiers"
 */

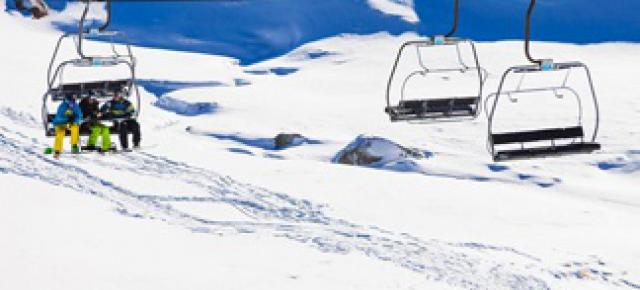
xmin=47 ymin=92 xmax=141 ymax=159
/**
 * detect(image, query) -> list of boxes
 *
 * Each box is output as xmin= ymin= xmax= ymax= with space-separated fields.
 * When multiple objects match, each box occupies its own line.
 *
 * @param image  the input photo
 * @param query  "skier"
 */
xmin=80 ymin=96 xmax=111 ymax=153
xmin=48 ymin=94 xmax=83 ymax=158
xmin=101 ymin=92 xmax=140 ymax=151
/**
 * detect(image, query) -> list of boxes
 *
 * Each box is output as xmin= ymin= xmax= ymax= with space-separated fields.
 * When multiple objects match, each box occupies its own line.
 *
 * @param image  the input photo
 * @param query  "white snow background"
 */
xmin=1 ymin=3 xmax=640 ymax=290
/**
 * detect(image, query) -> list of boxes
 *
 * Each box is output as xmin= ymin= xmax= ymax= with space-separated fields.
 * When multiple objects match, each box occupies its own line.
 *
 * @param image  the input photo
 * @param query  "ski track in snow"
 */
xmin=1 ymin=121 xmax=637 ymax=290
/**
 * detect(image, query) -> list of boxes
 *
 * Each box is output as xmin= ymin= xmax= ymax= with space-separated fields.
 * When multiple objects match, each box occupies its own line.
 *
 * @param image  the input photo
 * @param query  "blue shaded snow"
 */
xmin=595 ymin=151 xmax=640 ymax=173
xmin=486 ymin=164 xmax=560 ymax=188
xmin=305 ymin=50 xmax=335 ymax=59
xmin=14 ymin=0 xmax=638 ymax=66
xmin=45 ymin=0 xmax=417 ymax=65
xmin=597 ymin=162 xmax=626 ymax=171
xmin=227 ymin=147 xmax=254 ymax=156
xmin=487 ymin=164 xmax=510 ymax=172
xmin=207 ymin=134 xmax=278 ymax=150
xmin=136 ymin=79 xmax=221 ymax=116
xmin=233 ymin=78 xmax=252 ymax=86
xmin=137 ymin=79 xmax=224 ymax=98
xmin=154 ymin=97 xmax=218 ymax=116
xmin=244 ymin=69 xmax=270 ymax=76
xmin=244 ymin=67 xmax=300 ymax=76
xmin=189 ymin=130 xmax=322 ymax=151
xmin=270 ymin=67 xmax=299 ymax=76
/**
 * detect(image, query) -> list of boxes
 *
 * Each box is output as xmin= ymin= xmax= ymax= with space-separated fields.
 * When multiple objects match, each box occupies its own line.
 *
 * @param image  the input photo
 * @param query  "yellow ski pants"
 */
xmin=53 ymin=123 xmax=79 ymax=153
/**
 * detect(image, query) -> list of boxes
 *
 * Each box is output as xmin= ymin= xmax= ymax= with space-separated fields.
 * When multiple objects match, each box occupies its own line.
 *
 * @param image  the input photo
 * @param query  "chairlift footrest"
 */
xmin=386 ymin=97 xmax=478 ymax=121
xmin=491 ymin=126 xmax=586 ymax=145
xmin=493 ymin=142 xmax=601 ymax=161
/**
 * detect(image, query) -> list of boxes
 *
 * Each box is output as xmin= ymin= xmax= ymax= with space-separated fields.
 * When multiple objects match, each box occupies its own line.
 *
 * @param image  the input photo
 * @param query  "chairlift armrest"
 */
xmin=72 ymin=58 xmax=121 ymax=67
xmin=512 ymin=61 xmax=585 ymax=74
xmin=86 ymin=29 xmax=120 ymax=37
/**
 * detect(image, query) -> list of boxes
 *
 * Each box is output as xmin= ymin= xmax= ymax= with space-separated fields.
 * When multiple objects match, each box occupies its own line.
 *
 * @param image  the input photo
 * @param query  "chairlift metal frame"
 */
xmin=41 ymin=0 xmax=141 ymax=137
xmin=486 ymin=0 xmax=601 ymax=161
xmin=385 ymin=0 xmax=487 ymax=122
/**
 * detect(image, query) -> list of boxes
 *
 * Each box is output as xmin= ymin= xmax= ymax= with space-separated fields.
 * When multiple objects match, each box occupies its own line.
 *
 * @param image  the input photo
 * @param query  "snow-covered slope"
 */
xmin=1 ymin=10 xmax=640 ymax=290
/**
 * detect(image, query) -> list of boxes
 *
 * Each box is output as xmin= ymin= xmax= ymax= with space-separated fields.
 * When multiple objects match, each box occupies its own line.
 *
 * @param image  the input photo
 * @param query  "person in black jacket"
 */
xmin=101 ymin=92 xmax=141 ymax=150
xmin=80 ymin=96 xmax=111 ymax=153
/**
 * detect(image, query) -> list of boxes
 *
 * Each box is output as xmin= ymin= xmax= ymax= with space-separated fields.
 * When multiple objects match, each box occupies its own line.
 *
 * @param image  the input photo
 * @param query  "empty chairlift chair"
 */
xmin=385 ymin=0 xmax=486 ymax=122
xmin=486 ymin=0 xmax=601 ymax=162
xmin=41 ymin=0 xmax=141 ymax=137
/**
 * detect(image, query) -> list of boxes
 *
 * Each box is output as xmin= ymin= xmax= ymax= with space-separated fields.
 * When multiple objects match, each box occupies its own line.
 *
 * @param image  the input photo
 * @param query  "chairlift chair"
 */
xmin=41 ymin=0 xmax=141 ymax=137
xmin=385 ymin=0 xmax=486 ymax=122
xmin=486 ymin=0 xmax=601 ymax=162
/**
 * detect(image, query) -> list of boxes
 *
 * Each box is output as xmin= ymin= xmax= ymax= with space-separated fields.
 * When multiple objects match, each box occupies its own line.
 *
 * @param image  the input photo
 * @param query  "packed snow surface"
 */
xmin=1 ymin=9 xmax=640 ymax=290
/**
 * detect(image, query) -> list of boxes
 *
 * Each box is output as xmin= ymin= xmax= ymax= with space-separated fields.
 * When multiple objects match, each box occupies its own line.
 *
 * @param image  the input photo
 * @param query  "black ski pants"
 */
xmin=118 ymin=119 xmax=141 ymax=149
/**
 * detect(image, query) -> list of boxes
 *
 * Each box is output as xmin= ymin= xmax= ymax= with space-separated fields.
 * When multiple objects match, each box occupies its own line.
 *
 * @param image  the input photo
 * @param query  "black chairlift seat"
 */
xmin=491 ymin=126 xmax=600 ymax=161
xmin=51 ymin=79 xmax=130 ymax=101
xmin=385 ymin=97 xmax=478 ymax=121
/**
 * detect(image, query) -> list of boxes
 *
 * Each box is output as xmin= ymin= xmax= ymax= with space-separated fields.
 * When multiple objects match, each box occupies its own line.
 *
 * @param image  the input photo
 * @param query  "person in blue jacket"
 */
xmin=50 ymin=94 xmax=83 ymax=158
xmin=101 ymin=91 xmax=140 ymax=150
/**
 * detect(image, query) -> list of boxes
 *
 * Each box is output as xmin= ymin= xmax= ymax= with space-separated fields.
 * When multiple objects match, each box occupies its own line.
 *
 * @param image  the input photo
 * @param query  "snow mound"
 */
xmin=332 ymin=135 xmax=424 ymax=168
xmin=153 ymin=96 xmax=218 ymax=116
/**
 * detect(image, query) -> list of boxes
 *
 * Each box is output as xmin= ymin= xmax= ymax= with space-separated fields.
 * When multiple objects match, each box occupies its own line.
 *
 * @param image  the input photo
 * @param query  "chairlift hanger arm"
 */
xmin=524 ymin=0 xmax=543 ymax=65
xmin=77 ymin=0 xmax=111 ymax=59
xmin=445 ymin=0 xmax=459 ymax=37
xmin=99 ymin=0 xmax=111 ymax=32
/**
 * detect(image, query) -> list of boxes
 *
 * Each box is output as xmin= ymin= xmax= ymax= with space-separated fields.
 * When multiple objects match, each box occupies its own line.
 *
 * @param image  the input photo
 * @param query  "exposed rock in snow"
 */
xmin=274 ymin=133 xmax=306 ymax=150
xmin=12 ymin=0 xmax=48 ymax=19
xmin=332 ymin=135 xmax=424 ymax=167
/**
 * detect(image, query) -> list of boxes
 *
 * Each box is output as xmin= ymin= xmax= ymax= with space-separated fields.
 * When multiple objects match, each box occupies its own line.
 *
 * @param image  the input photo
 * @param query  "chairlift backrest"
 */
xmin=50 ymin=79 xmax=131 ymax=101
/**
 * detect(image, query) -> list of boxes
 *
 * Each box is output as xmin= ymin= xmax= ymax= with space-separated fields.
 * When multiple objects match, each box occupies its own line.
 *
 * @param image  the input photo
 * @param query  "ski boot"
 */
xmin=71 ymin=145 xmax=81 ymax=154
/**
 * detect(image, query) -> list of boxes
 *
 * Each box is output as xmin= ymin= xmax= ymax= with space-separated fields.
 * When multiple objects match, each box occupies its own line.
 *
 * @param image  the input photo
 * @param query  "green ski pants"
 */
xmin=88 ymin=124 xmax=111 ymax=151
